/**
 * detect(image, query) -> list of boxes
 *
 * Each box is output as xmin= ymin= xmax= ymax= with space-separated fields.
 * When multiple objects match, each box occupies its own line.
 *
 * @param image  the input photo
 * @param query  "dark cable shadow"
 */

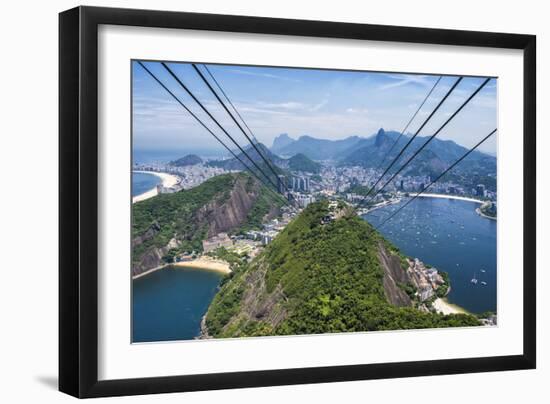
xmin=36 ymin=375 xmax=58 ymax=390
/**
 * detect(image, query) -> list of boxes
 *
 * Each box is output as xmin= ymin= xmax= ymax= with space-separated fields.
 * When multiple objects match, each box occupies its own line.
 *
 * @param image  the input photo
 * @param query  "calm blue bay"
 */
xmin=132 ymin=267 xmax=223 ymax=343
xmin=132 ymin=171 xmax=161 ymax=197
xmin=363 ymin=197 xmax=497 ymax=314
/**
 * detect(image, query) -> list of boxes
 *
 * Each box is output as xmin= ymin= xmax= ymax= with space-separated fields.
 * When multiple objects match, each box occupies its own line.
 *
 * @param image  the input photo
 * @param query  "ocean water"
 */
xmin=132 ymin=171 xmax=161 ymax=197
xmin=364 ymin=197 xmax=497 ymax=314
xmin=132 ymin=267 xmax=224 ymax=343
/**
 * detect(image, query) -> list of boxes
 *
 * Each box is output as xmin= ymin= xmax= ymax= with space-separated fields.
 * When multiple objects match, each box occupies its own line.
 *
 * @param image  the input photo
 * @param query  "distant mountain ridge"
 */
xmin=209 ymin=143 xmax=320 ymax=174
xmin=287 ymin=153 xmax=321 ymax=174
xmin=169 ymin=154 xmax=203 ymax=167
xmin=342 ymin=128 xmax=495 ymax=178
xmin=209 ymin=143 xmax=287 ymax=171
xmin=270 ymin=129 xmax=496 ymax=180
xmin=271 ymin=133 xmax=294 ymax=152
xmin=272 ymin=134 xmax=363 ymax=160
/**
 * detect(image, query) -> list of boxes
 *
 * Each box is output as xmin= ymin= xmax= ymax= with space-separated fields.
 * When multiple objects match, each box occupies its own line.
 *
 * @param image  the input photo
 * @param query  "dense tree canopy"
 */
xmin=206 ymin=201 xmax=480 ymax=338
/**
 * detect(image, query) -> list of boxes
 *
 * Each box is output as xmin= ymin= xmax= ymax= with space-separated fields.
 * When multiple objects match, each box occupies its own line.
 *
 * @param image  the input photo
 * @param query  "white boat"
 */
xmin=481 ymin=281 xmax=487 ymax=286
xmin=471 ymin=273 xmax=478 ymax=285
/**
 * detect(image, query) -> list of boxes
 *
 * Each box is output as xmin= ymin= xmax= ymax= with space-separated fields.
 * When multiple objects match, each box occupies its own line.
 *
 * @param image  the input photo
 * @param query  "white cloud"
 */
xmin=310 ymin=99 xmax=328 ymax=112
xmin=346 ymin=107 xmax=369 ymax=114
xmin=379 ymin=74 xmax=434 ymax=90
xmin=226 ymin=69 xmax=302 ymax=83
xmin=257 ymin=101 xmax=306 ymax=110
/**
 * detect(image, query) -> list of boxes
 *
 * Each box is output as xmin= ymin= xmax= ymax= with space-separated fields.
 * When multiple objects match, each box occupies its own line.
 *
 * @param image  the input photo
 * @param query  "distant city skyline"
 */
xmin=133 ymin=61 xmax=497 ymax=155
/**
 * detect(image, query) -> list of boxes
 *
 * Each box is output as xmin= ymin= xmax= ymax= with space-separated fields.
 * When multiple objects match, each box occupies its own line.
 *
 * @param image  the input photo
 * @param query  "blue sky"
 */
xmin=132 ymin=61 xmax=497 ymax=156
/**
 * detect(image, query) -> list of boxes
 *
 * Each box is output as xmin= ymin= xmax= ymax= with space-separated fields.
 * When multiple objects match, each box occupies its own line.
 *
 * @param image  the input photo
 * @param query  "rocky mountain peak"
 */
xmin=375 ymin=128 xmax=387 ymax=147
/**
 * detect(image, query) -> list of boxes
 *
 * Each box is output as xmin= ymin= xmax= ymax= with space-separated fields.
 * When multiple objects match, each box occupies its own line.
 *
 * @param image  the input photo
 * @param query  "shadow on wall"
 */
xmin=35 ymin=375 xmax=58 ymax=390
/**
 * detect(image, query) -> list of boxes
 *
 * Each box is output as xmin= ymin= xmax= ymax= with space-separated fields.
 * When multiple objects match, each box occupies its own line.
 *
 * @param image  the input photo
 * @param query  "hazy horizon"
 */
xmin=133 ymin=129 xmax=497 ymax=164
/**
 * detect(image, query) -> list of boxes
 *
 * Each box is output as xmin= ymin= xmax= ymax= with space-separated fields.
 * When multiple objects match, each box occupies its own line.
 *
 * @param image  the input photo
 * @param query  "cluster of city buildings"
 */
xmin=200 ymin=210 xmax=298 ymax=259
xmin=243 ymin=211 xmax=296 ymax=245
xmin=278 ymin=175 xmax=315 ymax=207
xmin=424 ymin=180 xmax=497 ymax=200
xmin=134 ymin=162 xmax=234 ymax=192
xmin=307 ymin=165 xmax=496 ymax=203
xmin=316 ymin=166 xmax=377 ymax=194
xmin=202 ymin=233 xmax=233 ymax=253
xmin=293 ymin=194 xmax=316 ymax=208
xmin=288 ymin=176 xmax=311 ymax=192
xmin=406 ymin=258 xmax=446 ymax=302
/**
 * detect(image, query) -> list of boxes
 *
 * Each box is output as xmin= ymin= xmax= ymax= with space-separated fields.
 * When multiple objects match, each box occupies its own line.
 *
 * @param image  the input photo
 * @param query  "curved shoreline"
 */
xmin=433 ymin=297 xmax=469 ymax=315
xmin=476 ymin=207 xmax=497 ymax=221
xmin=132 ymin=171 xmax=180 ymax=203
xmin=132 ymin=257 xmax=231 ymax=280
xmin=416 ymin=193 xmax=485 ymax=204
xmin=173 ymin=258 xmax=231 ymax=274
xmin=413 ymin=193 xmax=497 ymax=221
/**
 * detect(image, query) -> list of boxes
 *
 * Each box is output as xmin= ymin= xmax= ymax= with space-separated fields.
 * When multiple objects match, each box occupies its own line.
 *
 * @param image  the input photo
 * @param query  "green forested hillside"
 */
xmin=132 ymin=173 xmax=283 ymax=274
xmin=169 ymin=154 xmax=203 ymax=166
xmin=205 ymin=201 xmax=480 ymax=338
xmin=288 ymin=153 xmax=321 ymax=173
xmin=132 ymin=174 xmax=234 ymax=259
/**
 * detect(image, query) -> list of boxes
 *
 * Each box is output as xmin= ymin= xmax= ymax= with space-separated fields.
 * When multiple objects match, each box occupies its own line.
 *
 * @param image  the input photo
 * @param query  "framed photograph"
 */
xmin=59 ymin=6 xmax=536 ymax=398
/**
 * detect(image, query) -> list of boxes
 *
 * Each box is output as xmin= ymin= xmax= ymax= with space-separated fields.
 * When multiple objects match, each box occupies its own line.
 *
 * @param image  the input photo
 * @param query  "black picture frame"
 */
xmin=59 ymin=5 xmax=536 ymax=398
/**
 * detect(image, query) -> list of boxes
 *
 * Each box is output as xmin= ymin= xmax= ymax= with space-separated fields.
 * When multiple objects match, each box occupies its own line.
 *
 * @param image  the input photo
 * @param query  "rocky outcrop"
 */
xmin=132 ymin=222 xmax=160 ymax=248
xmin=237 ymin=261 xmax=288 ymax=326
xmin=133 ymin=246 xmax=165 ymax=276
xmin=198 ymin=316 xmax=212 ymax=339
xmin=377 ymin=243 xmax=413 ymax=307
xmin=132 ymin=238 xmax=180 ymax=276
xmin=203 ymin=257 xmax=288 ymax=338
xmin=271 ymin=133 xmax=295 ymax=152
xmin=374 ymin=128 xmax=388 ymax=147
xmin=197 ymin=178 xmax=258 ymax=238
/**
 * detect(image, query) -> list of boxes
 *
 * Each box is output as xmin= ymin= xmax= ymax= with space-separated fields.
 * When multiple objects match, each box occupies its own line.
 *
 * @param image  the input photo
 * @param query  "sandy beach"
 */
xmin=132 ymin=256 xmax=232 ymax=280
xmin=132 ymin=171 xmax=180 ymax=203
xmin=132 ymin=188 xmax=158 ymax=203
xmin=173 ymin=257 xmax=232 ymax=274
xmin=433 ymin=298 xmax=469 ymax=315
